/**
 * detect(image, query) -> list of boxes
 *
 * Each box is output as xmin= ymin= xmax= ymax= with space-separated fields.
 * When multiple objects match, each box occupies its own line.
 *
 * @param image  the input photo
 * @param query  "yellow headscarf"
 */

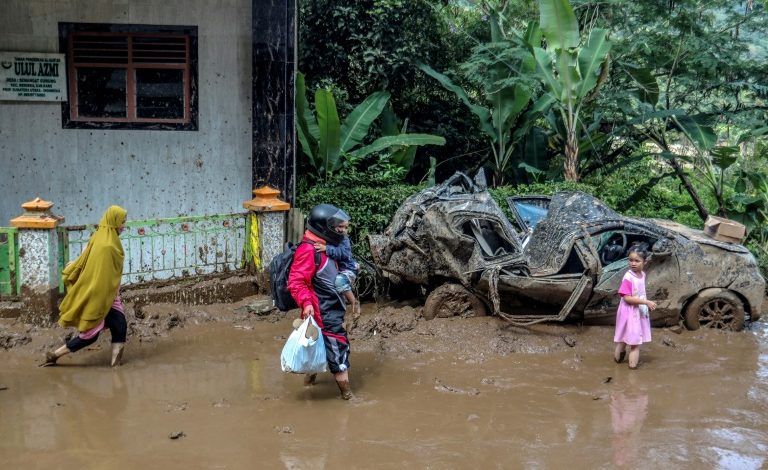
xmin=58 ymin=206 xmax=127 ymax=332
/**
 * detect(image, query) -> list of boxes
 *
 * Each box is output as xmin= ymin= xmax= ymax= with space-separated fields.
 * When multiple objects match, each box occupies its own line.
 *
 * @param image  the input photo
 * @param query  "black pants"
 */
xmin=66 ymin=308 xmax=127 ymax=353
xmin=321 ymin=308 xmax=350 ymax=374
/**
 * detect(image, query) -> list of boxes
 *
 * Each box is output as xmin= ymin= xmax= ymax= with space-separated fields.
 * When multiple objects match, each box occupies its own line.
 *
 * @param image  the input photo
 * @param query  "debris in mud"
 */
xmin=353 ymin=306 xmax=419 ymax=339
xmin=233 ymin=325 xmax=253 ymax=330
xmin=661 ymin=337 xmax=676 ymax=348
xmin=603 ymin=377 xmax=612 ymax=384
xmin=668 ymin=325 xmax=684 ymax=334
xmin=0 ymin=332 xmax=31 ymax=350
xmin=212 ymin=399 xmax=230 ymax=408
xmin=164 ymin=402 xmax=188 ymax=412
xmin=0 ymin=385 xmax=8 ymax=391
xmin=169 ymin=431 xmax=186 ymax=440
xmin=562 ymin=335 xmax=576 ymax=347
xmin=434 ymin=378 xmax=479 ymax=396
xmin=274 ymin=426 xmax=293 ymax=434
xmin=165 ymin=314 xmax=183 ymax=331
xmin=234 ymin=299 xmax=276 ymax=316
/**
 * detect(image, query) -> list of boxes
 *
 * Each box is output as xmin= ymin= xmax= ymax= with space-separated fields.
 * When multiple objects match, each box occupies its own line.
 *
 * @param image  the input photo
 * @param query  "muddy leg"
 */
xmin=334 ymin=370 xmax=353 ymax=400
xmin=343 ymin=291 xmax=360 ymax=320
xmin=41 ymin=345 xmax=70 ymax=367
xmin=613 ymin=343 xmax=626 ymax=363
xmin=110 ymin=343 xmax=125 ymax=367
xmin=628 ymin=345 xmax=640 ymax=369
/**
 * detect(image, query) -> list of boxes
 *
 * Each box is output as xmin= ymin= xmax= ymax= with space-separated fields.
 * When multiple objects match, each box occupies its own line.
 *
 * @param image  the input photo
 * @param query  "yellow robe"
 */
xmin=58 ymin=206 xmax=126 ymax=332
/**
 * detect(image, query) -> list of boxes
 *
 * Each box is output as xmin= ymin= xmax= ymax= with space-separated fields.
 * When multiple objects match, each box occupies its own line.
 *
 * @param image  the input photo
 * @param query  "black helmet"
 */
xmin=307 ymin=204 xmax=349 ymax=245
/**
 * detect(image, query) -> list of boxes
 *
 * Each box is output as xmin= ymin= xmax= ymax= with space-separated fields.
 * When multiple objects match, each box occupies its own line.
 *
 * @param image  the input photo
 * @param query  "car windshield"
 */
xmin=513 ymin=201 xmax=549 ymax=231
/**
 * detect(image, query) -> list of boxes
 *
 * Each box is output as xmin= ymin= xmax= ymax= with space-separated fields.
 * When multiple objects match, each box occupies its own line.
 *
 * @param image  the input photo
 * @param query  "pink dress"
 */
xmin=613 ymin=271 xmax=652 ymax=345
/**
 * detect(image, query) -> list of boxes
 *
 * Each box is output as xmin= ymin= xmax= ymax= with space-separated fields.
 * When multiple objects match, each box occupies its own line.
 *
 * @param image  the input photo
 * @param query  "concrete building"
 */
xmin=0 ymin=0 xmax=296 ymax=226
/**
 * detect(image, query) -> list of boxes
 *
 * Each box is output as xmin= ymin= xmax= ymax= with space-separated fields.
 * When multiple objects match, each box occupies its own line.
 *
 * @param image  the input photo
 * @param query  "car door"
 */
xmin=475 ymin=236 xmax=595 ymax=323
xmin=585 ymin=226 xmax=679 ymax=324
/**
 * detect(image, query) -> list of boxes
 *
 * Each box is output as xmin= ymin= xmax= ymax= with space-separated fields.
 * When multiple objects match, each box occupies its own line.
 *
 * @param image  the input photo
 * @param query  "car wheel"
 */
xmin=423 ymin=284 xmax=487 ymax=320
xmin=683 ymin=289 xmax=745 ymax=331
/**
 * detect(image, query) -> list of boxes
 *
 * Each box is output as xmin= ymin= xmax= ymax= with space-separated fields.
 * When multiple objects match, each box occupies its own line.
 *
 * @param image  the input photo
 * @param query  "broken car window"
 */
xmin=461 ymin=219 xmax=517 ymax=258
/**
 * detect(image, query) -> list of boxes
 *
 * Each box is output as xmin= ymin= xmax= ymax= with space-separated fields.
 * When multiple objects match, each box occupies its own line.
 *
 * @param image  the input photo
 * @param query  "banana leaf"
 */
xmin=347 ymin=134 xmax=445 ymax=160
xmin=315 ymin=89 xmax=341 ymax=174
xmin=340 ymin=91 xmax=390 ymax=152
xmin=575 ymin=28 xmax=611 ymax=100
xmin=625 ymin=66 xmax=659 ymax=106
xmin=673 ymin=114 xmax=717 ymax=150
xmin=418 ymin=63 xmax=498 ymax=142
xmin=539 ymin=0 xmax=579 ymax=50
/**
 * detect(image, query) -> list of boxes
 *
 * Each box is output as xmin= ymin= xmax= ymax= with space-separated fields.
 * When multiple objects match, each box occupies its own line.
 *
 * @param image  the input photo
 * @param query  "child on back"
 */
xmin=314 ymin=216 xmax=360 ymax=318
xmin=613 ymin=242 xmax=657 ymax=369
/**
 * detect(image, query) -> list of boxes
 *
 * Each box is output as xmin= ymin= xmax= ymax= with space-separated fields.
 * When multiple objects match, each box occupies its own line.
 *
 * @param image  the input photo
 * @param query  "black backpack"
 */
xmin=269 ymin=241 xmax=320 ymax=311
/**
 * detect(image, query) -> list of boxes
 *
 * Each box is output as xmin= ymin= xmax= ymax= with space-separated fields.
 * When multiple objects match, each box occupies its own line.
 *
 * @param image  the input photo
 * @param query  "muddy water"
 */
xmin=1 ymin=301 xmax=767 ymax=469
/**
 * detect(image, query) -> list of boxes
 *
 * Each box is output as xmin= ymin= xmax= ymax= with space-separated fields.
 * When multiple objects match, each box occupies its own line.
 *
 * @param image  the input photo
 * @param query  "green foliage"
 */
xmin=419 ymin=6 xmax=549 ymax=186
xmin=296 ymin=170 xmax=423 ymax=260
xmin=296 ymin=72 xmax=445 ymax=181
xmin=297 ymin=0 xmax=768 ymax=274
xmin=533 ymin=0 xmax=612 ymax=181
xmin=299 ymin=0 xmax=487 ymax=182
xmin=583 ymin=156 xmax=710 ymax=228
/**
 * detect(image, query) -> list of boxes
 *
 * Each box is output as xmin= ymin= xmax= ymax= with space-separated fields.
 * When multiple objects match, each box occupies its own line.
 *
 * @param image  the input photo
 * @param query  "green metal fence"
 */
xmin=0 ymin=227 xmax=20 ymax=297
xmin=60 ymin=213 xmax=250 ymax=286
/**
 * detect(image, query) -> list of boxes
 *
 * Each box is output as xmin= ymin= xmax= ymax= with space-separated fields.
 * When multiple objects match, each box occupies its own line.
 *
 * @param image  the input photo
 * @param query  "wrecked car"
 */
xmin=368 ymin=172 xmax=765 ymax=330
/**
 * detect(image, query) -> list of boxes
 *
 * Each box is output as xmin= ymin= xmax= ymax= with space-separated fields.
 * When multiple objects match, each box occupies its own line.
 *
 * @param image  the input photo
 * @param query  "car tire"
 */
xmin=683 ymin=289 xmax=746 ymax=331
xmin=423 ymin=284 xmax=487 ymax=320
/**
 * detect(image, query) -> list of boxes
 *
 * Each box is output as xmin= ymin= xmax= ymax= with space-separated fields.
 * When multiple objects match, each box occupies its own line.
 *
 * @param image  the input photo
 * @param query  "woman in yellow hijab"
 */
xmin=43 ymin=205 xmax=128 ymax=367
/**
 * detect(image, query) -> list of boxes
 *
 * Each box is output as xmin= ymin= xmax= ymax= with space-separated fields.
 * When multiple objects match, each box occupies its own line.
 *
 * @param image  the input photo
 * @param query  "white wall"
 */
xmin=0 ymin=0 xmax=252 ymax=225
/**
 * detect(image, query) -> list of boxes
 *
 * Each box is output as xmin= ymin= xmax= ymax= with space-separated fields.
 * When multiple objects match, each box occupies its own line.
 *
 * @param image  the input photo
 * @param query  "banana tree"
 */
xmin=532 ymin=0 xmax=611 ymax=181
xmin=296 ymin=72 xmax=445 ymax=181
xmin=418 ymin=4 xmax=545 ymax=187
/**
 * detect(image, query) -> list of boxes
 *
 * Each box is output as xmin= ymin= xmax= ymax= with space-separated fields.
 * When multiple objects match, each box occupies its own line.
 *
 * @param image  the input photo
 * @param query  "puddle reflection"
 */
xmin=609 ymin=374 xmax=649 ymax=467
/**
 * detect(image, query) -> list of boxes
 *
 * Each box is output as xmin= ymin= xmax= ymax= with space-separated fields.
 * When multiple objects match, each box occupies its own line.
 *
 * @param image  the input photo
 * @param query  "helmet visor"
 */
xmin=327 ymin=208 xmax=350 ymax=229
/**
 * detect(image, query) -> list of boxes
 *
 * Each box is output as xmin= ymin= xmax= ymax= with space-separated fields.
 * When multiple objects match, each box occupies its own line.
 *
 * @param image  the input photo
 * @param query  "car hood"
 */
xmin=650 ymin=219 xmax=751 ymax=254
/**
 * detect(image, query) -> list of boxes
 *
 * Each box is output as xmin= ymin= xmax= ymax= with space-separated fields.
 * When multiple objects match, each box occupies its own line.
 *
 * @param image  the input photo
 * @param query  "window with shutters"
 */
xmin=59 ymin=23 xmax=198 ymax=130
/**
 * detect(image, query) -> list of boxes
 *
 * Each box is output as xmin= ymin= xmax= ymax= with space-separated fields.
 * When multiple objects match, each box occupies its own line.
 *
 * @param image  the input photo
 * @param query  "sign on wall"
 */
xmin=0 ymin=52 xmax=67 ymax=102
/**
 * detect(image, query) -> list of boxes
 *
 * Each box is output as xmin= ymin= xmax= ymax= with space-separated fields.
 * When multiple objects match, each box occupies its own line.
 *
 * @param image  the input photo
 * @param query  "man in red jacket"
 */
xmin=287 ymin=204 xmax=354 ymax=400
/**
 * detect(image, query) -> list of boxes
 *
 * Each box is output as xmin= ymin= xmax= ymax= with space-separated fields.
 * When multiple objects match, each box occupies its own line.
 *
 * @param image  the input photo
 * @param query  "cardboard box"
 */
xmin=703 ymin=215 xmax=746 ymax=243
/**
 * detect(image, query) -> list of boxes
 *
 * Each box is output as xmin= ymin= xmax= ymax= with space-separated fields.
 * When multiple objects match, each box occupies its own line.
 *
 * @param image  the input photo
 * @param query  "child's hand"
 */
xmin=645 ymin=300 xmax=657 ymax=311
xmin=313 ymin=242 xmax=326 ymax=252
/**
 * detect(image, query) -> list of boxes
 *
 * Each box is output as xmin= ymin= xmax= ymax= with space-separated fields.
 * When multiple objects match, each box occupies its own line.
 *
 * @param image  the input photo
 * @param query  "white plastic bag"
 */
xmin=280 ymin=316 xmax=327 ymax=374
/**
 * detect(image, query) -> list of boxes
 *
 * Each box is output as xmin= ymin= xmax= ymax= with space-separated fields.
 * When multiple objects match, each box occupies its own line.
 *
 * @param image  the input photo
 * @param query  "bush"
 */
xmin=296 ymin=170 xmax=422 ymax=260
xmin=583 ymin=158 xmax=711 ymax=229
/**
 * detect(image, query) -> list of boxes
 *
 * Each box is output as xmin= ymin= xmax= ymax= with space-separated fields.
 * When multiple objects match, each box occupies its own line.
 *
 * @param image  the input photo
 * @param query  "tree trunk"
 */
xmin=564 ymin=131 xmax=579 ymax=182
xmin=668 ymin=157 xmax=709 ymax=221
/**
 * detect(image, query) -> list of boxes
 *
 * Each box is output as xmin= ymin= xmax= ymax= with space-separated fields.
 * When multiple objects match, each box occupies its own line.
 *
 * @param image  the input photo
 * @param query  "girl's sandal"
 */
xmin=39 ymin=351 xmax=58 ymax=367
xmin=628 ymin=364 xmax=638 ymax=370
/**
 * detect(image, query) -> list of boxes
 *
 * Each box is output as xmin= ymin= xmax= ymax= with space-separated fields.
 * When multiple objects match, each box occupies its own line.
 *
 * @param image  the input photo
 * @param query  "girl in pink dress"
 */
xmin=613 ymin=242 xmax=657 ymax=369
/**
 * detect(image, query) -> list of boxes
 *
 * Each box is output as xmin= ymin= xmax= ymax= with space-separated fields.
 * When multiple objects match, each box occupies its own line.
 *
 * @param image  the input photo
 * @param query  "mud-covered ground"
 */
xmin=1 ymin=296 xmax=767 ymax=468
